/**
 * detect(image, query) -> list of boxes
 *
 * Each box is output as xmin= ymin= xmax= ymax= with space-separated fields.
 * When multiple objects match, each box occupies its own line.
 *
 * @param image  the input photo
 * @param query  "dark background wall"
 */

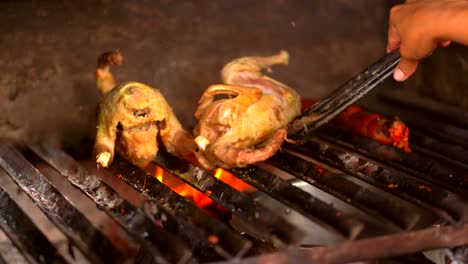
xmin=1 ymin=0 xmax=465 ymax=157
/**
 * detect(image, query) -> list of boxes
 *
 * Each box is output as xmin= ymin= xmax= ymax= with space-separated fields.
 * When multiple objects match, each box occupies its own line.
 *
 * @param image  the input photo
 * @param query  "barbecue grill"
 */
xmin=2 ymin=1 xmax=468 ymax=263
xmin=0 ymin=89 xmax=467 ymax=263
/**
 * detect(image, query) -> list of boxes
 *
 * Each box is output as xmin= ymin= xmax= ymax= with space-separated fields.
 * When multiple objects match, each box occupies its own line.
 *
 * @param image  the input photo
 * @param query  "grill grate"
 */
xmin=0 ymin=95 xmax=468 ymax=263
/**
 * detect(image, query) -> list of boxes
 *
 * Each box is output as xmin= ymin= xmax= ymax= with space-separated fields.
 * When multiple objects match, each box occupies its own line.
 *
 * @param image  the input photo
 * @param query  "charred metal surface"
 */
xmin=410 ymin=130 xmax=468 ymax=169
xmin=107 ymin=156 xmax=253 ymax=261
xmin=154 ymin=153 xmax=304 ymax=248
xmin=318 ymin=126 xmax=468 ymax=196
xmin=0 ymin=168 xmax=87 ymax=263
xmin=380 ymin=89 xmax=468 ymax=128
xmin=220 ymin=223 xmax=468 ymax=264
xmin=293 ymin=138 xmax=468 ymax=223
xmin=29 ymin=143 xmax=190 ymax=264
xmin=270 ymin=149 xmax=437 ymax=230
xmin=0 ymin=171 xmax=66 ymax=264
xmin=0 ymin=228 xmax=26 ymax=264
xmin=288 ymin=50 xmax=399 ymax=141
xmin=229 ymin=164 xmax=365 ymax=240
xmin=0 ymin=142 xmax=135 ymax=264
xmin=368 ymin=100 xmax=468 ymax=149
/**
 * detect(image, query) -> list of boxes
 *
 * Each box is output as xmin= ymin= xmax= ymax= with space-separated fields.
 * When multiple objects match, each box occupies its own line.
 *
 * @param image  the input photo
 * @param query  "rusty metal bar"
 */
xmin=106 ymin=156 xmax=253 ymax=261
xmin=228 ymin=165 xmax=365 ymax=239
xmin=292 ymin=138 xmax=468 ymax=223
xmin=219 ymin=223 xmax=468 ymax=264
xmin=29 ymin=143 xmax=191 ymax=264
xmin=154 ymin=152 xmax=305 ymax=248
xmin=0 ymin=142 xmax=136 ymax=264
xmin=270 ymin=149 xmax=438 ymax=230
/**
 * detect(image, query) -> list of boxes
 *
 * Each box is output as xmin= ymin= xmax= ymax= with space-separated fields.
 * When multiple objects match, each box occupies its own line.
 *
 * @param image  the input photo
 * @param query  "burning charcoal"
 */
xmin=193 ymin=51 xmax=301 ymax=169
xmin=93 ymin=51 xmax=196 ymax=169
xmin=301 ymin=99 xmax=411 ymax=152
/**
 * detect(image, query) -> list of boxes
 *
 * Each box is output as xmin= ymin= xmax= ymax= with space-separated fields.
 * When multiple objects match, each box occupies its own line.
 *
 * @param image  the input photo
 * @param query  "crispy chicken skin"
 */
xmin=93 ymin=51 xmax=195 ymax=168
xmin=193 ymin=51 xmax=301 ymax=169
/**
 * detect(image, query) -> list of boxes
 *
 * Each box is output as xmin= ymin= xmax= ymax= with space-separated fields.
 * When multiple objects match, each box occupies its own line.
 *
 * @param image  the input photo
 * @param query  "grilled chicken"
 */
xmin=93 ymin=51 xmax=195 ymax=168
xmin=193 ymin=51 xmax=301 ymax=169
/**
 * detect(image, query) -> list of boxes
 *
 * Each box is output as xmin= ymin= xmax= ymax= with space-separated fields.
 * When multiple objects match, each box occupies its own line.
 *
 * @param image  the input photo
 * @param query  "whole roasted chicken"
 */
xmin=93 ymin=51 xmax=195 ymax=168
xmin=193 ymin=51 xmax=301 ymax=169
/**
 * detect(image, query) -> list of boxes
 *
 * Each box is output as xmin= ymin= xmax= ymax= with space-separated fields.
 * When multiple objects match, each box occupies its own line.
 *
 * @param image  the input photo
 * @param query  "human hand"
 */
xmin=386 ymin=0 xmax=468 ymax=81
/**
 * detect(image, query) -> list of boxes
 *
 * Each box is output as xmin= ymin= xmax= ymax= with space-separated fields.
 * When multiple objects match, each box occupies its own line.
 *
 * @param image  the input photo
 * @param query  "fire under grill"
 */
xmin=0 ymin=93 xmax=468 ymax=264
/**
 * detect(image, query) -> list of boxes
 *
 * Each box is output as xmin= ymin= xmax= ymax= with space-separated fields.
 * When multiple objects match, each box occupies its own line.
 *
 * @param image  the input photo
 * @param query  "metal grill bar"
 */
xmin=29 ymin=143 xmax=191 ymax=264
xmin=269 ymin=149 xmax=436 ymax=230
xmin=0 ymin=228 xmax=27 ymax=264
xmin=217 ymin=223 xmax=468 ymax=264
xmin=154 ymin=153 xmax=305 ymax=248
xmin=410 ymin=129 xmax=468 ymax=167
xmin=380 ymin=89 xmax=468 ymax=128
xmin=292 ymin=138 xmax=468 ymax=223
xmin=318 ymin=126 xmax=468 ymax=195
xmin=105 ymin=156 xmax=253 ymax=261
xmin=0 ymin=142 xmax=136 ymax=264
xmin=229 ymin=165 xmax=365 ymax=239
xmin=0 ymin=169 xmax=87 ymax=263
xmin=0 ymin=171 xmax=67 ymax=264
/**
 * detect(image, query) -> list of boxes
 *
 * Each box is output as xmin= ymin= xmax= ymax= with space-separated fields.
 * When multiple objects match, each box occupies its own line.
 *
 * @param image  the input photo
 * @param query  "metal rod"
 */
xmin=29 ymin=143 xmax=190 ymax=264
xmin=105 ymin=156 xmax=254 ymax=261
xmin=293 ymin=137 xmax=468 ymax=223
xmin=270 ymin=150 xmax=429 ymax=230
xmin=0 ymin=170 xmax=67 ymax=264
xmin=318 ymin=126 xmax=468 ymax=197
xmin=287 ymin=49 xmax=400 ymax=141
xmin=154 ymin=152 xmax=305 ymax=248
xmin=0 ymin=142 xmax=135 ymax=264
xmin=219 ymin=223 xmax=468 ymax=264
xmin=229 ymin=165 xmax=365 ymax=240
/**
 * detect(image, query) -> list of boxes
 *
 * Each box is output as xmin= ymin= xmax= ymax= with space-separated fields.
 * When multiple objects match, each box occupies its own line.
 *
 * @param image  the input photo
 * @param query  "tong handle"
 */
xmin=287 ymin=49 xmax=401 ymax=141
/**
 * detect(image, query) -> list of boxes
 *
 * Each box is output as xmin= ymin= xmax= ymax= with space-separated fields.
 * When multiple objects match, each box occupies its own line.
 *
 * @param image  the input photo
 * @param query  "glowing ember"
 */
xmin=213 ymin=168 xmax=257 ymax=193
xmin=152 ymin=165 xmax=214 ymax=208
xmin=155 ymin=166 xmax=163 ymax=182
xmin=149 ymin=164 xmax=255 ymax=211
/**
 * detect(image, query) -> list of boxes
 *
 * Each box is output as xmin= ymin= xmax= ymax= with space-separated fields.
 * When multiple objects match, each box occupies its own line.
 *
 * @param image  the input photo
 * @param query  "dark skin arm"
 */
xmin=387 ymin=0 xmax=468 ymax=81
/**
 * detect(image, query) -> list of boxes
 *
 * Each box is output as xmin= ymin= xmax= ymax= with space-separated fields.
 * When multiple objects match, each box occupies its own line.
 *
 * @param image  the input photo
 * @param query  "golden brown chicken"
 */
xmin=193 ymin=51 xmax=301 ymax=169
xmin=93 ymin=51 xmax=195 ymax=168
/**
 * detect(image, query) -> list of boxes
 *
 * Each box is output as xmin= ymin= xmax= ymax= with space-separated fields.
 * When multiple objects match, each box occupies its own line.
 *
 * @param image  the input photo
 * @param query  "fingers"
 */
xmin=439 ymin=40 xmax=451 ymax=48
xmin=393 ymin=58 xmax=418 ymax=82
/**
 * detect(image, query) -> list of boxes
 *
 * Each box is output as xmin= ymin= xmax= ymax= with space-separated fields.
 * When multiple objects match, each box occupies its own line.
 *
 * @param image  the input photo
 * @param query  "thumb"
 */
xmin=393 ymin=58 xmax=418 ymax=82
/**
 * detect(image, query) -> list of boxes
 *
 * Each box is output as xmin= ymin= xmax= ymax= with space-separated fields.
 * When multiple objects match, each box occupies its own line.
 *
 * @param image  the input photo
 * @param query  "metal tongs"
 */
xmin=287 ymin=49 xmax=401 ymax=143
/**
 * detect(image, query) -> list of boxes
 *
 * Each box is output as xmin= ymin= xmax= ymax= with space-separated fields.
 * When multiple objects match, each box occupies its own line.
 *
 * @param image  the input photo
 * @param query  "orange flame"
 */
xmin=213 ymin=168 xmax=257 ymax=193
xmin=153 ymin=165 xmax=214 ymax=208
xmin=150 ymin=164 xmax=255 ymax=211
